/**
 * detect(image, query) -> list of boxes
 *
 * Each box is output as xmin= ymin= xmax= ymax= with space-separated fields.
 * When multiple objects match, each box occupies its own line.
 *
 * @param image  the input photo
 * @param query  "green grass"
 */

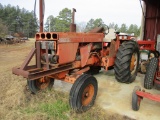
xmin=39 ymin=100 xmax=70 ymax=119
xmin=23 ymin=100 xmax=70 ymax=120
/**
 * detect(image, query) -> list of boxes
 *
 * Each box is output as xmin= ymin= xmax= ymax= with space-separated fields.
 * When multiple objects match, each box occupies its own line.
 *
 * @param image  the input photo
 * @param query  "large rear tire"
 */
xmin=69 ymin=74 xmax=98 ymax=113
xmin=114 ymin=41 xmax=139 ymax=83
xmin=144 ymin=58 xmax=158 ymax=89
xmin=27 ymin=76 xmax=54 ymax=94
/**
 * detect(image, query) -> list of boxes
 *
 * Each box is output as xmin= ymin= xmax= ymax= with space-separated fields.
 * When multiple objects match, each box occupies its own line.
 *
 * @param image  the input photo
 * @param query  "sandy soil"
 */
xmin=0 ymin=40 xmax=160 ymax=120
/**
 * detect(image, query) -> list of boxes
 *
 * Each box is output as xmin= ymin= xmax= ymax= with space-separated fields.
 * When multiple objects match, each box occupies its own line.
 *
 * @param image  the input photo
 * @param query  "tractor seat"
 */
xmin=103 ymin=28 xmax=116 ymax=42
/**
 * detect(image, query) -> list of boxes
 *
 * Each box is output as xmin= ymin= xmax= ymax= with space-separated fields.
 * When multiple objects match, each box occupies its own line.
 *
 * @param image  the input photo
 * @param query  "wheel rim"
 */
xmin=130 ymin=53 xmax=138 ymax=75
xmin=82 ymin=84 xmax=94 ymax=106
xmin=36 ymin=77 xmax=50 ymax=90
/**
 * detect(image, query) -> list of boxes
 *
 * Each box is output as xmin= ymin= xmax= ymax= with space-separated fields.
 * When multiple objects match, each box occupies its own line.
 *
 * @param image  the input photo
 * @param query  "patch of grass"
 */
xmin=39 ymin=100 xmax=70 ymax=119
xmin=22 ymin=100 xmax=70 ymax=120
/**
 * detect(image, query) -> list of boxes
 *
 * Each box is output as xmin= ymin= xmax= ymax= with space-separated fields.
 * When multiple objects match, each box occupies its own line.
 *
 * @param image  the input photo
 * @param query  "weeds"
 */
xmin=22 ymin=100 xmax=70 ymax=120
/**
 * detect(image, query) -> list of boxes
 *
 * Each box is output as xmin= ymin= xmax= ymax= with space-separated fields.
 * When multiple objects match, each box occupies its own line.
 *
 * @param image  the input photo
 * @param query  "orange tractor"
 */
xmin=12 ymin=0 xmax=140 ymax=112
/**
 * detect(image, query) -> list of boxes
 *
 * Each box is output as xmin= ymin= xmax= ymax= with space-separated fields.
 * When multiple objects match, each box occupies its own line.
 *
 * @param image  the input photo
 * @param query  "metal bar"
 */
xmin=28 ymin=64 xmax=73 ymax=80
xmin=136 ymin=91 xmax=160 ymax=102
xmin=25 ymin=65 xmax=37 ymax=70
xmin=45 ymin=42 xmax=49 ymax=70
xmin=39 ymin=0 xmax=43 ymax=32
xmin=12 ymin=67 xmax=29 ymax=78
xmin=36 ymin=32 xmax=104 ymax=42
xmin=36 ymin=42 xmax=41 ymax=68
xmin=137 ymin=40 xmax=155 ymax=50
xmin=20 ymin=48 xmax=36 ymax=70
xmin=27 ymin=68 xmax=43 ymax=73
xmin=72 ymin=8 xmax=76 ymax=24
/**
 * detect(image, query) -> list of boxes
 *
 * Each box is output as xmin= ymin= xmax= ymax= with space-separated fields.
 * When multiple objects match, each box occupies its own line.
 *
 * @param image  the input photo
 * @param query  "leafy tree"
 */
xmin=45 ymin=8 xmax=72 ymax=32
xmin=119 ymin=23 xmax=128 ymax=33
xmin=55 ymin=8 xmax=72 ymax=32
xmin=45 ymin=15 xmax=56 ymax=32
xmin=85 ymin=18 xmax=107 ymax=32
xmin=0 ymin=3 xmax=38 ymax=37
xmin=127 ymin=24 xmax=140 ymax=36
xmin=0 ymin=19 xmax=8 ymax=37
xmin=114 ymin=24 xmax=119 ymax=31
xmin=108 ymin=22 xmax=119 ymax=31
xmin=85 ymin=19 xmax=94 ymax=32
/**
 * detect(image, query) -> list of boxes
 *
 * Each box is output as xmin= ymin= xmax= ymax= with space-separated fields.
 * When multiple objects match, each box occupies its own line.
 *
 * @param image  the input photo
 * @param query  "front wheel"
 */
xmin=132 ymin=86 xmax=141 ymax=111
xmin=27 ymin=76 xmax=54 ymax=94
xmin=69 ymin=74 xmax=98 ymax=113
xmin=114 ymin=41 xmax=139 ymax=83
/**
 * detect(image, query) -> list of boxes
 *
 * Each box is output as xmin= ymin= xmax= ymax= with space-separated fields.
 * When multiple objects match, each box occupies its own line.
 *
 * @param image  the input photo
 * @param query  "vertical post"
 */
xmin=72 ymin=8 xmax=76 ymax=24
xmin=45 ymin=42 xmax=49 ymax=70
xmin=70 ymin=8 xmax=76 ymax=32
xmin=36 ymin=42 xmax=41 ymax=68
xmin=49 ymin=18 xmax=50 ymax=32
xmin=140 ymin=1 xmax=146 ymax=40
xmin=39 ymin=0 xmax=43 ymax=32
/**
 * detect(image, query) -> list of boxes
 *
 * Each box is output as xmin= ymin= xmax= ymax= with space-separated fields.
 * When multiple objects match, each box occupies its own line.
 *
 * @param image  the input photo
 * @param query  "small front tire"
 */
xmin=132 ymin=86 xmax=141 ymax=111
xmin=69 ymin=74 xmax=98 ymax=113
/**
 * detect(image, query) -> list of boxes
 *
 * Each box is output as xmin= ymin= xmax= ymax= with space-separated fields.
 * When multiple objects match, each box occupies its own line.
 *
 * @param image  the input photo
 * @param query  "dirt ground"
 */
xmin=0 ymin=40 xmax=160 ymax=120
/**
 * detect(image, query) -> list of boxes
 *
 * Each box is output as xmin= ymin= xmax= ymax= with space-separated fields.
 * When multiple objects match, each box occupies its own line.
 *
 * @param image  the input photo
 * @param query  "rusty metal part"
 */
xmin=137 ymin=40 xmax=155 ymax=51
xmin=35 ymin=32 xmax=104 ymax=42
xmin=64 ymin=74 xmax=80 ymax=84
xmin=20 ymin=48 xmax=36 ymax=70
xmin=102 ymin=57 xmax=115 ymax=70
xmin=70 ymin=24 xmax=76 ymax=32
xmin=36 ymin=76 xmax=51 ymax=89
xmin=80 ymin=43 xmax=92 ymax=67
xmin=88 ymin=27 xmax=105 ymax=33
xmin=109 ymin=40 xmax=116 ymax=57
xmin=50 ymin=71 xmax=69 ymax=80
xmin=13 ymin=63 xmax=73 ymax=80
xmin=70 ymin=8 xmax=76 ymax=32
xmin=72 ymin=8 xmax=76 ymax=24
xmin=82 ymin=84 xmax=94 ymax=106
xmin=36 ymin=42 xmax=41 ymax=68
xmin=136 ymin=90 xmax=160 ymax=102
xmin=58 ymin=43 xmax=79 ymax=64
xmin=39 ymin=0 xmax=44 ymax=32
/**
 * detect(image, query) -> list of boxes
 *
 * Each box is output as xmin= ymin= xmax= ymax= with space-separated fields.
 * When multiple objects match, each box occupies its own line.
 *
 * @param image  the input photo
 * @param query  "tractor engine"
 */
xmin=41 ymin=41 xmax=58 ymax=64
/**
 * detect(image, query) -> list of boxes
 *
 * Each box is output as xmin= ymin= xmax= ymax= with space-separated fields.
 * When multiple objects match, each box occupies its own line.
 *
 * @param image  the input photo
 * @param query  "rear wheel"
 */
xmin=27 ymin=76 xmax=54 ymax=94
xmin=69 ymin=74 xmax=98 ymax=113
xmin=132 ymin=86 xmax=141 ymax=111
xmin=144 ymin=58 xmax=158 ymax=89
xmin=114 ymin=41 xmax=139 ymax=83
